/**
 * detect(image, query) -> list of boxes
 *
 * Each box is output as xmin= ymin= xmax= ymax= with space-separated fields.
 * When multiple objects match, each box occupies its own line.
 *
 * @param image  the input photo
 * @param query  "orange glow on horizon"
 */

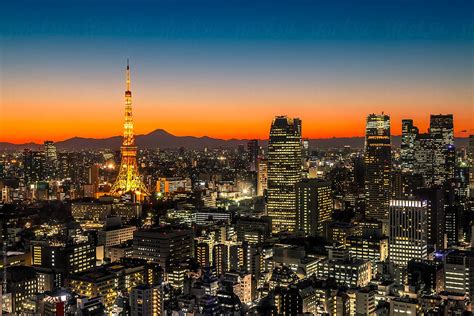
xmin=1 ymin=74 xmax=472 ymax=144
xmin=1 ymin=105 xmax=472 ymax=145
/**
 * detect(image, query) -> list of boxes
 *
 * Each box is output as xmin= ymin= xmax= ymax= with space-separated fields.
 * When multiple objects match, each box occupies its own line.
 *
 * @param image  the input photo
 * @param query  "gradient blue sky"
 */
xmin=1 ymin=0 xmax=473 ymax=142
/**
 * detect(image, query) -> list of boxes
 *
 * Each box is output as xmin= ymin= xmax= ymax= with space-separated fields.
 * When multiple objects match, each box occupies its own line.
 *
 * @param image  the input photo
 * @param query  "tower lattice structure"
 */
xmin=110 ymin=61 xmax=149 ymax=197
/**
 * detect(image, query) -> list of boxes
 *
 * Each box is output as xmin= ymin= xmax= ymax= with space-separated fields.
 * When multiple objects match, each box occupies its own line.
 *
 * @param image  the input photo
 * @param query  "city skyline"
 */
xmin=1 ymin=0 xmax=473 ymax=143
xmin=2 ymin=1 xmax=474 ymax=315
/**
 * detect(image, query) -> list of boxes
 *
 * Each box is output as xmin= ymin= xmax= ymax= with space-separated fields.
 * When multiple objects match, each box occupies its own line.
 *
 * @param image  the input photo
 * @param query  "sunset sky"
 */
xmin=1 ymin=0 xmax=473 ymax=143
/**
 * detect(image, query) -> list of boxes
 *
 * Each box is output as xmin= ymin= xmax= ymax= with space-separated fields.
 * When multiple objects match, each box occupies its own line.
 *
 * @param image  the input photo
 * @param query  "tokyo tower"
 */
xmin=110 ymin=60 xmax=149 ymax=198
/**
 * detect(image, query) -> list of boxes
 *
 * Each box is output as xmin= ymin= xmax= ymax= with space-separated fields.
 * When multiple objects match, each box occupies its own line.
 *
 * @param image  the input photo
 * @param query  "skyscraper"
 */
xmin=257 ymin=158 xmax=268 ymax=197
xmin=430 ymin=114 xmax=454 ymax=147
xmin=469 ymin=135 xmax=474 ymax=198
xmin=412 ymin=114 xmax=455 ymax=187
xmin=445 ymin=183 xmax=463 ymax=246
xmin=401 ymin=119 xmax=418 ymax=173
xmin=295 ymin=179 xmax=333 ymax=237
xmin=414 ymin=187 xmax=445 ymax=250
xmin=364 ymin=114 xmax=391 ymax=221
xmin=110 ymin=61 xmax=149 ymax=198
xmin=88 ymin=163 xmax=100 ymax=194
xmin=389 ymin=199 xmax=428 ymax=266
xmin=267 ymin=116 xmax=302 ymax=233
xmin=23 ymin=149 xmax=45 ymax=185
xmin=44 ymin=140 xmax=57 ymax=160
xmin=247 ymin=139 xmax=259 ymax=172
xmin=413 ymin=133 xmax=442 ymax=186
xmin=44 ymin=141 xmax=57 ymax=182
xmin=430 ymin=114 xmax=455 ymax=182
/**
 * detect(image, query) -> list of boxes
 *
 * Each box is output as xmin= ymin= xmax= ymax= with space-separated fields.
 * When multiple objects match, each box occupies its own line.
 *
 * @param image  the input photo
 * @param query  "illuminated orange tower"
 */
xmin=110 ymin=60 xmax=149 ymax=198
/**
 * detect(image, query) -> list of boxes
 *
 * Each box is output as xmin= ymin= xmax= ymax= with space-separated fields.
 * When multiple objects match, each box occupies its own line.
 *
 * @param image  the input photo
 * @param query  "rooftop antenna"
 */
xmin=126 ymin=58 xmax=131 ymax=92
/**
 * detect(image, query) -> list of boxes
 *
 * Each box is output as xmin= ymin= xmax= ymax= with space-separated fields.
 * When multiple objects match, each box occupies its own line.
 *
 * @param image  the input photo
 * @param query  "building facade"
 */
xmin=389 ymin=199 xmax=428 ymax=266
xmin=267 ymin=116 xmax=302 ymax=233
xmin=296 ymin=179 xmax=332 ymax=237
xmin=130 ymin=284 xmax=164 ymax=316
xmin=401 ymin=119 xmax=418 ymax=173
xmin=364 ymin=113 xmax=391 ymax=221
xmin=132 ymin=227 xmax=194 ymax=270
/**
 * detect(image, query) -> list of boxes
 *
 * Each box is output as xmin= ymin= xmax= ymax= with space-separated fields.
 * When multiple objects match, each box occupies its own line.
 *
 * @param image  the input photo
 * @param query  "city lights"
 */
xmin=0 ymin=1 xmax=472 ymax=315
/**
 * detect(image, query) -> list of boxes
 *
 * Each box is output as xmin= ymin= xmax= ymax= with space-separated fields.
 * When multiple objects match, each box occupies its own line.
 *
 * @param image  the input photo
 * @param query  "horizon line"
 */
xmin=1 ymin=128 xmax=470 ymax=146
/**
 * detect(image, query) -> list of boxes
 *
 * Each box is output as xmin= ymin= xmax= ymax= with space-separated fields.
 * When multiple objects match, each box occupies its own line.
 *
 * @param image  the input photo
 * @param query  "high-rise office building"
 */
xmin=88 ymin=163 xmax=100 ymax=193
xmin=257 ymin=158 xmax=268 ymax=197
xmin=445 ymin=188 xmax=463 ymax=246
xmin=389 ymin=199 xmax=428 ymax=266
xmin=446 ymin=144 xmax=456 ymax=181
xmin=411 ymin=114 xmax=455 ymax=187
xmin=364 ymin=114 xmax=391 ymax=220
xmin=444 ymin=204 xmax=464 ymax=245
xmin=454 ymin=164 xmax=470 ymax=214
xmin=430 ymin=114 xmax=455 ymax=182
xmin=391 ymin=170 xmax=423 ymax=198
xmin=430 ymin=114 xmax=454 ymax=148
xmin=413 ymin=133 xmax=433 ymax=178
xmin=414 ymin=187 xmax=445 ymax=250
xmin=295 ymin=179 xmax=332 ymax=237
xmin=267 ymin=116 xmax=302 ymax=233
xmin=401 ymin=119 xmax=418 ymax=173
xmin=44 ymin=141 xmax=57 ymax=160
xmin=247 ymin=139 xmax=259 ymax=172
xmin=23 ymin=149 xmax=45 ymax=184
xmin=44 ymin=140 xmax=58 ymax=180
xmin=469 ymin=135 xmax=474 ymax=198
xmin=413 ymin=133 xmax=444 ymax=186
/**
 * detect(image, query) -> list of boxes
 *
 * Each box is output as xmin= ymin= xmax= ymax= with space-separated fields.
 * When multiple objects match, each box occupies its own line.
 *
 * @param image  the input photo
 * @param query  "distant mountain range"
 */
xmin=0 ymin=129 xmax=469 ymax=151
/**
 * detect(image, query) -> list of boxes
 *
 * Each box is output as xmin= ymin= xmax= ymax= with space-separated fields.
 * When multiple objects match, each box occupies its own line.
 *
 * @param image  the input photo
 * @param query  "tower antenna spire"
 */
xmin=126 ymin=58 xmax=131 ymax=92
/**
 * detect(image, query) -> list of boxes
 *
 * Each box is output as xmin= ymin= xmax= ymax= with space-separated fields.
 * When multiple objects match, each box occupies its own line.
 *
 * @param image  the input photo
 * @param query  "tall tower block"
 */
xmin=364 ymin=113 xmax=391 ymax=221
xmin=267 ymin=116 xmax=302 ymax=233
